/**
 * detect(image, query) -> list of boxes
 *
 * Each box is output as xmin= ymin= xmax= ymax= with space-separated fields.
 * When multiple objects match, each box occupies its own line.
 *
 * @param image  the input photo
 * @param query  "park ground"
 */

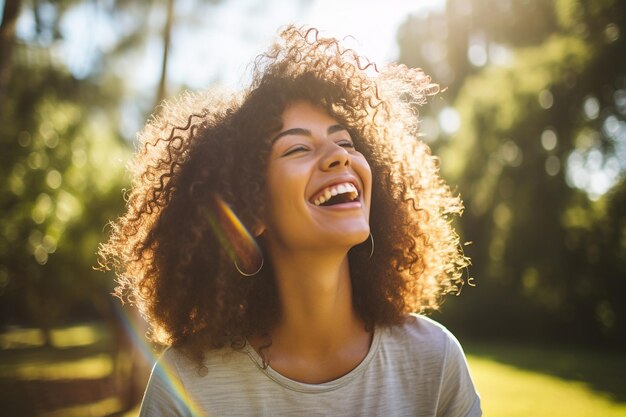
xmin=0 ymin=322 xmax=625 ymax=417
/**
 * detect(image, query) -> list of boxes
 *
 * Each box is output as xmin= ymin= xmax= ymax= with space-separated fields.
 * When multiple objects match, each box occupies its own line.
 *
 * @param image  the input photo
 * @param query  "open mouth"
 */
xmin=311 ymin=182 xmax=360 ymax=207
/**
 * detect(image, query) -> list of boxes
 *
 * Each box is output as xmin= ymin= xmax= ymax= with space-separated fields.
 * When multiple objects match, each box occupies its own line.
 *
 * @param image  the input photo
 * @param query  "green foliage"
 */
xmin=0 ymin=48 xmax=130 ymax=332
xmin=399 ymin=0 xmax=626 ymax=345
xmin=442 ymin=35 xmax=591 ymax=180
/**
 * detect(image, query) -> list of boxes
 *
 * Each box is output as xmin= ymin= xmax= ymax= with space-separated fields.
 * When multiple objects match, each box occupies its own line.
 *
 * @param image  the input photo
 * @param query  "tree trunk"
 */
xmin=155 ymin=0 xmax=174 ymax=108
xmin=0 ymin=0 xmax=22 ymax=107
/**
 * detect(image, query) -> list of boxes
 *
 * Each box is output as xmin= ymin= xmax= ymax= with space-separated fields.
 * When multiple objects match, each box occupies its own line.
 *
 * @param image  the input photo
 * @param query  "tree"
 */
xmin=0 ymin=0 xmax=22 ymax=106
xmin=397 ymin=0 xmax=626 ymax=345
xmin=0 ymin=0 xmax=130 ymax=340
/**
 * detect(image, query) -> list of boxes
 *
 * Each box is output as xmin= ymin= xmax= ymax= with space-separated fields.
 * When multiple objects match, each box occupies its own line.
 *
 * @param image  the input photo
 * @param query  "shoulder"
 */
xmin=385 ymin=313 xmax=461 ymax=353
xmin=140 ymin=348 xmax=256 ymax=417
xmin=390 ymin=315 xmax=482 ymax=416
xmin=157 ymin=345 xmax=251 ymax=383
xmin=139 ymin=348 xmax=193 ymax=416
xmin=148 ymin=346 xmax=200 ymax=387
xmin=147 ymin=347 xmax=187 ymax=388
xmin=399 ymin=313 xmax=454 ymax=337
xmin=379 ymin=314 xmax=474 ymax=387
xmin=158 ymin=346 xmax=196 ymax=374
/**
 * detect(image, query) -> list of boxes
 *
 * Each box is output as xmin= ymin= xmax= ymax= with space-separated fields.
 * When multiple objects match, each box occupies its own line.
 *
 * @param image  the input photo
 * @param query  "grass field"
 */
xmin=1 ymin=323 xmax=625 ymax=416
xmin=465 ymin=342 xmax=626 ymax=417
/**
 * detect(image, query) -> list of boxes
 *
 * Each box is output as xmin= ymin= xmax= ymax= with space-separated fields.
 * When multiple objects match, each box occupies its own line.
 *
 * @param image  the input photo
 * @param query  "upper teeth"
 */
xmin=313 ymin=182 xmax=359 ymax=206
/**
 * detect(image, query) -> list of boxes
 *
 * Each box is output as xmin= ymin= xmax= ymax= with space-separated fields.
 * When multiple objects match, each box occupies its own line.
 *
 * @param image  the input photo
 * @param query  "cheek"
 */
xmin=356 ymin=159 xmax=373 ymax=193
xmin=265 ymin=174 xmax=284 ymax=213
xmin=265 ymin=164 xmax=308 ymax=212
xmin=359 ymin=162 xmax=373 ymax=217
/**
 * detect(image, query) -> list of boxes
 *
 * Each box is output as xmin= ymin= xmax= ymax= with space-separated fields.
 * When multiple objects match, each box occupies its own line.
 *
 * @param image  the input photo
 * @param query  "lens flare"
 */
xmin=112 ymin=303 xmax=210 ymax=417
xmin=206 ymin=194 xmax=263 ymax=276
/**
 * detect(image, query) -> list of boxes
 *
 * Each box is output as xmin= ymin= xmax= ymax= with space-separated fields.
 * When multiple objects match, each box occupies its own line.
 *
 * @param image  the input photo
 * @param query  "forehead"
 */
xmin=280 ymin=101 xmax=339 ymax=128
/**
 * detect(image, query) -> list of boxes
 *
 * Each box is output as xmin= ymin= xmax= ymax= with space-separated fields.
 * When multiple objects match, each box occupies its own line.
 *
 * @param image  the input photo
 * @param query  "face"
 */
xmin=262 ymin=101 xmax=372 ymax=253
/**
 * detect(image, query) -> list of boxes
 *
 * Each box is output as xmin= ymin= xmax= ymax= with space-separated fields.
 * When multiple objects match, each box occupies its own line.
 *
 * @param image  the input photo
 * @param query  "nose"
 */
xmin=320 ymin=143 xmax=350 ymax=171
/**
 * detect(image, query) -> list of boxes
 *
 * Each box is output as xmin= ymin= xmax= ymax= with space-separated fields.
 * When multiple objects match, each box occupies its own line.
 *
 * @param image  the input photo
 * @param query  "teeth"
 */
xmin=313 ymin=182 xmax=359 ymax=206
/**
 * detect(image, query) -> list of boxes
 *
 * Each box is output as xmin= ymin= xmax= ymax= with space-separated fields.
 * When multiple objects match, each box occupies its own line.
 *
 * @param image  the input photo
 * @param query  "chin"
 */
xmin=327 ymin=225 xmax=370 ymax=247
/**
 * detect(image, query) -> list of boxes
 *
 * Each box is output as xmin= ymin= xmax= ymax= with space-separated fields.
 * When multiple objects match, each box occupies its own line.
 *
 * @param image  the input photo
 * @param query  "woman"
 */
xmin=99 ymin=26 xmax=481 ymax=416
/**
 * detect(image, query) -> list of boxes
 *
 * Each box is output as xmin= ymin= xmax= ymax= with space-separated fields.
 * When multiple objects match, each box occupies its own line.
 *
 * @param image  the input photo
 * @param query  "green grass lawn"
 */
xmin=0 ymin=323 xmax=128 ymax=417
xmin=1 ymin=324 xmax=625 ymax=416
xmin=465 ymin=341 xmax=626 ymax=417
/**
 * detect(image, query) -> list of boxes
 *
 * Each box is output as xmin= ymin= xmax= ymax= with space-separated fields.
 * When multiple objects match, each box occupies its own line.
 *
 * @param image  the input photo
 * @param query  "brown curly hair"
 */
xmin=98 ymin=26 xmax=468 ymax=363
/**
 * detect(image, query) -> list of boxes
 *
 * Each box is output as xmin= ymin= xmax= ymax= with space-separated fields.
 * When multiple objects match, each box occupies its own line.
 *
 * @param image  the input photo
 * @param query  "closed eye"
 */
xmin=337 ymin=140 xmax=355 ymax=149
xmin=282 ymin=146 xmax=309 ymax=157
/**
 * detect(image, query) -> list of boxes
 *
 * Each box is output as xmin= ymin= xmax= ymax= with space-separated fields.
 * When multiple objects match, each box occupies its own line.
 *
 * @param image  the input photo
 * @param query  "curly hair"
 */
xmin=98 ymin=26 xmax=468 ymax=363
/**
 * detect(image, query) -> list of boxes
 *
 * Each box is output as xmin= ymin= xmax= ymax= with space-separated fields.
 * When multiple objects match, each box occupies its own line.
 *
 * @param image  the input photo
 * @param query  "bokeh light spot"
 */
xmin=541 ymin=128 xmax=558 ymax=151
xmin=34 ymin=246 xmax=49 ymax=265
xmin=595 ymin=301 xmax=615 ymax=329
xmin=501 ymin=140 xmax=523 ymax=167
xmin=522 ymin=267 xmax=539 ymax=294
xmin=488 ymin=43 xmax=512 ymax=66
xmin=545 ymin=155 xmax=561 ymax=176
xmin=493 ymin=203 xmax=512 ymax=228
xmin=55 ymin=190 xmax=82 ymax=222
xmin=614 ymin=89 xmax=626 ymax=115
xmin=468 ymin=32 xmax=487 ymax=67
xmin=42 ymin=235 xmax=58 ymax=254
xmin=438 ymin=107 xmax=461 ymax=135
xmin=602 ymin=114 xmax=621 ymax=137
xmin=27 ymin=151 xmax=48 ymax=170
xmin=538 ymin=90 xmax=554 ymax=109
xmin=46 ymin=170 xmax=63 ymax=189
xmin=18 ymin=131 xmax=31 ymax=147
xmin=31 ymin=193 xmax=53 ymax=224
xmin=28 ymin=230 xmax=43 ymax=251
xmin=583 ymin=95 xmax=600 ymax=120
xmin=604 ymin=23 xmax=620 ymax=43
xmin=9 ymin=164 xmax=26 ymax=196
xmin=488 ymin=237 xmax=505 ymax=261
xmin=44 ymin=133 xmax=59 ymax=149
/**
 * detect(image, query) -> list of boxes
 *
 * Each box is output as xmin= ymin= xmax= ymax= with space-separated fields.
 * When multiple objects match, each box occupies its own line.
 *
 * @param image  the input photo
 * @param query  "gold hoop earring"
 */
xmin=234 ymin=256 xmax=264 ymax=277
xmin=367 ymin=232 xmax=374 ymax=259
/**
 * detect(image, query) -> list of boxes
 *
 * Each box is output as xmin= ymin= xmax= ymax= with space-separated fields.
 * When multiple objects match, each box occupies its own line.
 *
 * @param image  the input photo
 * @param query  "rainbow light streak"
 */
xmin=206 ymin=194 xmax=263 ymax=275
xmin=112 ymin=303 xmax=210 ymax=417
xmin=110 ymin=194 xmax=262 ymax=415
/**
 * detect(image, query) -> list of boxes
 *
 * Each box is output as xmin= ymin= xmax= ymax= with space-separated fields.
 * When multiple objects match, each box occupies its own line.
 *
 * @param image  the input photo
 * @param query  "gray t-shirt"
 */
xmin=139 ymin=314 xmax=481 ymax=416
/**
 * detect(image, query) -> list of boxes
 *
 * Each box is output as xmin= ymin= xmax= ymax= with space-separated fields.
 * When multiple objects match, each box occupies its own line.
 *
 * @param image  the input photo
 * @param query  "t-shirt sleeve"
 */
xmin=437 ymin=330 xmax=482 ymax=417
xmin=138 ymin=351 xmax=193 ymax=417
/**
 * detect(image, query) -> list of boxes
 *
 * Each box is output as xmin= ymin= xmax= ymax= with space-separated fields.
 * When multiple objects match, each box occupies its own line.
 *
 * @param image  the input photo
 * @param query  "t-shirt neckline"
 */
xmin=243 ymin=326 xmax=382 ymax=393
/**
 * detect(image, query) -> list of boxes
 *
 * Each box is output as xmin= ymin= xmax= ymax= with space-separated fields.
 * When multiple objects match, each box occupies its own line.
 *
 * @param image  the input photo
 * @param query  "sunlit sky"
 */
xmin=168 ymin=0 xmax=444 ymax=90
xmin=14 ymin=0 xmax=444 ymax=92
xmin=13 ymin=0 xmax=443 ymax=139
xmin=162 ymin=0 xmax=444 ymax=91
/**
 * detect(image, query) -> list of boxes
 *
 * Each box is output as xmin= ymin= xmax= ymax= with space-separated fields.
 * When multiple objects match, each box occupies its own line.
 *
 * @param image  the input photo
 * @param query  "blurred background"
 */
xmin=0 ymin=0 xmax=624 ymax=416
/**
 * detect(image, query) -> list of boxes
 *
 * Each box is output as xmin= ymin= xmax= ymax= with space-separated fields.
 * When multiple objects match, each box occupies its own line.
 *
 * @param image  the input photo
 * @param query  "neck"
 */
xmin=257 ymin=245 xmax=371 ymax=383
xmin=251 ymin=243 xmax=372 ymax=383
xmin=281 ymin=249 xmax=358 ymax=338
xmin=264 ymin=242 xmax=367 ymax=350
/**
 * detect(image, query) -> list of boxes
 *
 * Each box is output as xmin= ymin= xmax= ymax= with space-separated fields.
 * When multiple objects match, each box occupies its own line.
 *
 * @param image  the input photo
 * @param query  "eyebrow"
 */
xmin=271 ymin=124 xmax=348 ymax=143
